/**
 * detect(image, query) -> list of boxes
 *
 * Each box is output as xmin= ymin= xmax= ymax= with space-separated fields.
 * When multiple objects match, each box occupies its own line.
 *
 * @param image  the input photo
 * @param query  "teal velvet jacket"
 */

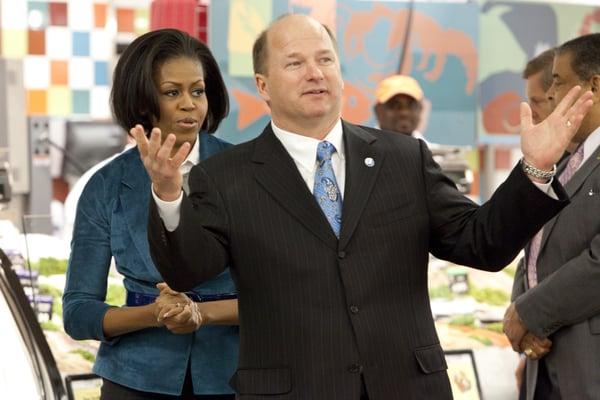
xmin=63 ymin=133 xmax=238 ymax=395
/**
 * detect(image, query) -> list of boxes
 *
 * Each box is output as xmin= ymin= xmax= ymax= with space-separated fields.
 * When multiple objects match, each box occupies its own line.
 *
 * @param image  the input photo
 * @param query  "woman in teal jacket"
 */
xmin=63 ymin=29 xmax=238 ymax=399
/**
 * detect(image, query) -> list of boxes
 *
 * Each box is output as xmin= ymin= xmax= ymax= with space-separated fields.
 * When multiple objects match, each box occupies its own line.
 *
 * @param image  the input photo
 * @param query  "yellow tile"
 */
xmin=2 ymin=29 xmax=27 ymax=58
xmin=47 ymin=86 xmax=72 ymax=116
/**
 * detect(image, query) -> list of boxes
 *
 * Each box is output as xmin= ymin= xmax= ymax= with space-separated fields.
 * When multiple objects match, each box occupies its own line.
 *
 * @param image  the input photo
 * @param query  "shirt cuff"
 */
xmin=151 ymin=184 xmax=183 ymax=232
xmin=532 ymin=178 xmax=557 ymax=200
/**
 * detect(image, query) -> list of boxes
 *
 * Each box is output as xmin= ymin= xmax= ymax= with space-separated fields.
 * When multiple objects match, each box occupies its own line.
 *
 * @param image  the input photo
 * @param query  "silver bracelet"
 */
xmin=520 ymin=158 xmax=556 ymax=180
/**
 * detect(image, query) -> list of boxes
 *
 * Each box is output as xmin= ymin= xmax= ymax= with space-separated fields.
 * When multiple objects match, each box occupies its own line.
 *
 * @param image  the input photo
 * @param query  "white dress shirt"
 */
xmin=271 ymin=119 xmax=345 ymax=196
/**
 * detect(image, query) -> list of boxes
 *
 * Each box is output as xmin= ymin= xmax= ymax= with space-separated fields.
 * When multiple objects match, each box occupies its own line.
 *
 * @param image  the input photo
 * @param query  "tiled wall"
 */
xmin=1 ymin=0 xmax=150 ymax=118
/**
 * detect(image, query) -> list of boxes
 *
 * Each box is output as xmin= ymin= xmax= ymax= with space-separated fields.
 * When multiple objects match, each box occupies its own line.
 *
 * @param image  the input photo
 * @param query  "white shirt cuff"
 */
xmin=532 ymin=178 xmax=557 ymax=200
xmin=151 ymin=184 xmax=183 ymax=232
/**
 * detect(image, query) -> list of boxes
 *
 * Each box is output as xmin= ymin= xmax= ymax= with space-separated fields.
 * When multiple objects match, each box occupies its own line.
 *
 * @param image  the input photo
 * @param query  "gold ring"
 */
xmin=566 ymin=120 xmax=572 ymax=128
xmin=523 ymin=348 xmax=534 ymax=357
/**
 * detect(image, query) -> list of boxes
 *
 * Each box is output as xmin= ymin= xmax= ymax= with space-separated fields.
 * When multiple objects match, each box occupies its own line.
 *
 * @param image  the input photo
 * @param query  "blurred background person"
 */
xmin=373 ymin=74 xmax=427 ymax=140
xmin=512 ymin=48 xmax=556 ymax=400
xmin=523 ymin=48 xmax=555 ymax=125
xmin=62 ymin=29 xmax=238 ymax=400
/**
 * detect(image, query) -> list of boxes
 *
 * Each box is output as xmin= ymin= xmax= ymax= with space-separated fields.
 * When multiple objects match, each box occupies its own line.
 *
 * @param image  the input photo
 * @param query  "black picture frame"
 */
xmin=445 ymin=349 xmax=483 ymax=400
xmin=65 ymin=373 xmax=102 ymax=400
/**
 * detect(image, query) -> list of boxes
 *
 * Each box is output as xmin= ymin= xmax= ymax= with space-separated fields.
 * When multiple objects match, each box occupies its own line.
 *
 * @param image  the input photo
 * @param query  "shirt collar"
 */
xmin=270 ymin=119 xmax=345 ymax=171
xmin=180 ymin=133 xmax=200 ymax=174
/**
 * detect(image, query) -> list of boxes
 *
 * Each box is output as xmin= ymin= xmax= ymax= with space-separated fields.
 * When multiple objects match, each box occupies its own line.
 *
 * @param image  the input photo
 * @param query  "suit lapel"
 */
xmin=252 ymin=125 xmax=338 ymax=250
xmin=339 ymin=122 xmax=383 ymax=249
xmin=540 ymin=145 xmax=600 ymax=250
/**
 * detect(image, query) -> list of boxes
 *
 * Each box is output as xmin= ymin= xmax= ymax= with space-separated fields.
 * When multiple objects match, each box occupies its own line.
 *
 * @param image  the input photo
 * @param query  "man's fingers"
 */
xmin=553 ymin=85 xmax=582 ymax=116
xmin=562 ymin=93 xmax=593 ymax=133
xmin=520 ymin=102 xmax=533 ymax=132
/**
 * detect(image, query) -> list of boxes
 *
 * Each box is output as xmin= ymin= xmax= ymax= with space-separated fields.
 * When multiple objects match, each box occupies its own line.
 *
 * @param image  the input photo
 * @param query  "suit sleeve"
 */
xmin=515 ymin=235 xmax=600 ymax=338
xmin=422 ymin=141 xmax=569 ymax=271
xmin=148 ymin=164 xmax=230 ymax=292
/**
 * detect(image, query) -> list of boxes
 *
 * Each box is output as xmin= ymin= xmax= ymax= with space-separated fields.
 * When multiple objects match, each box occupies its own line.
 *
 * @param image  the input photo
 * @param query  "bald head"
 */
xmin=252 ymin=14 xmax=338 ymax=76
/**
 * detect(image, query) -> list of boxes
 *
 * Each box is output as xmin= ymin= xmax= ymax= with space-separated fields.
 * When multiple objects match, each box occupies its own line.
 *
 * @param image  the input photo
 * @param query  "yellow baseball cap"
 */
xmin=375 ymin=75 xmax=424 ymax=104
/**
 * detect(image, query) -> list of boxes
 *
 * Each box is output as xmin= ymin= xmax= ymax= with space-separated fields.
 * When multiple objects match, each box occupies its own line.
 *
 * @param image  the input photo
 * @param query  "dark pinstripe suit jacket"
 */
xmin=149 ymin=121 xmax=568 ymax=400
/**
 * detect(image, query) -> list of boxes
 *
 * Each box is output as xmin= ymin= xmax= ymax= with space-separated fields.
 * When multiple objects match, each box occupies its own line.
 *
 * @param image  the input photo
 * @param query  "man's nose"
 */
xmin=306 ymin=62 xmax=324 ymax=80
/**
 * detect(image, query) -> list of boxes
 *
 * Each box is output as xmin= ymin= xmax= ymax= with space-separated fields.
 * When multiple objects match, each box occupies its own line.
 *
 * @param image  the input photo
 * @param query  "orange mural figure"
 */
xmin=579 ymin=9 xmax=600 ymax=36
xmin=344 ymin=3 xmax=477 ymax=94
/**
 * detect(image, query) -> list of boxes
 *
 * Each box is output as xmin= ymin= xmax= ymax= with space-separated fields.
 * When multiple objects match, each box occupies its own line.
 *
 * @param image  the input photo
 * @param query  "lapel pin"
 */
xmin=364 ymin=157 xmax=375 ymax=167
xmin=589 ymin=189 xmax=595 ymax=196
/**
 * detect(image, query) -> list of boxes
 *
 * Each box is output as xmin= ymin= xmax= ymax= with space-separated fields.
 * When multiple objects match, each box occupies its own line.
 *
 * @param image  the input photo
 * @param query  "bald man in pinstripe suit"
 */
xmin=136 ymin=14 xmax=592 ymax=400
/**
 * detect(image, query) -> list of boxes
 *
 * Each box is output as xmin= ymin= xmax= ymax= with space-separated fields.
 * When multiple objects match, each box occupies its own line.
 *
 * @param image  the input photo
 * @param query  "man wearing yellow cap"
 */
xmin=374 ymin=75 xmax=425 ymax=139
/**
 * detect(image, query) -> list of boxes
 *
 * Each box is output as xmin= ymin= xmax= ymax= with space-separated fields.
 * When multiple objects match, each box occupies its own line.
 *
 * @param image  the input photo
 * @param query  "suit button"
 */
xmin=348 ymin=364 xmax=363 ymax=374
xmin=350 ymin=305 xmax=359 ymax=314
xmin=338 ymin=251 xmax=346 ymax=259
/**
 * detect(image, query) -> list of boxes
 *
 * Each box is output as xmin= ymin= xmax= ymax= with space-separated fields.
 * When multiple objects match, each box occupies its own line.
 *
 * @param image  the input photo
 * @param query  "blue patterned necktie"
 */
xmin=313 ymin=141 xmax=343 ymax=237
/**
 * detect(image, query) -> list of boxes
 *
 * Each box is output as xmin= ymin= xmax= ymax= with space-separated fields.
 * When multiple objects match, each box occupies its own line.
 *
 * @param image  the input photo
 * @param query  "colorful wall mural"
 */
xmin=209 ymin=0 xmax=599 ymax=148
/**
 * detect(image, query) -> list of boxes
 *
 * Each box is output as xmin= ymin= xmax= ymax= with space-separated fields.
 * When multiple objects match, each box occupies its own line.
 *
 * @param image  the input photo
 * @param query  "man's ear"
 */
xmin=590 ymin=74 xmax=600 ymax=95
xmin=255 ymin=73 xmax=270 ymax=102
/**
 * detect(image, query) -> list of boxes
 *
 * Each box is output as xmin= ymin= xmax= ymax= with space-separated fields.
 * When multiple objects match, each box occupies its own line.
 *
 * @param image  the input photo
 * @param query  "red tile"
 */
xmin=49 ymin=2 xmax=68 ymax=26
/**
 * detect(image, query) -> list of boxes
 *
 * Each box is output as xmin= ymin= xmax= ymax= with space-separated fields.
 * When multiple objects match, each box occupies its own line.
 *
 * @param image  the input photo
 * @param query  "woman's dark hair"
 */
xmin=111 ymin=28 xmax=229 ymax=134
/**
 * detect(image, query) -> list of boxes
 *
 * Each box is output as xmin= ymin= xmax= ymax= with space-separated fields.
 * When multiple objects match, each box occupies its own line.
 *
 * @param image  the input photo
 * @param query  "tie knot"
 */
xmin=316 ymin=141 xmax=336 ymax=162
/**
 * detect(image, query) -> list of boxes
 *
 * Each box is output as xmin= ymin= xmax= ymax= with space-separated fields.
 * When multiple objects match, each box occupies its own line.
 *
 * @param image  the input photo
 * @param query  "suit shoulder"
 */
xmin=352 ymin=124 xmax=423 ymax=154
xmin=200 ymin=138 xmax=256 ymax=169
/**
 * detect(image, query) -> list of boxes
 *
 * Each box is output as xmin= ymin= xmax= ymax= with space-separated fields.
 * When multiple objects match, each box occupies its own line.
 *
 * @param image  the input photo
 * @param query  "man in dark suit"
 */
xmin=135 ymin=14 xmax=592 ymax=399
xmin=504 ymin=33 xmax=600 ymax=400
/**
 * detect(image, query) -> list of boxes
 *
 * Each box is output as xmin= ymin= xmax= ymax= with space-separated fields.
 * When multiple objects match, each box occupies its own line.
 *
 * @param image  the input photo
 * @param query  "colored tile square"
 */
xmin=72 ymin=31 xmax=90 ymax=56
xmin=48 ymin=86 xmax=72 ymax=116
xmin=2 ymin=29 xmax=27 ymax=57
xmin=73 ymin=90 xmax=90 ymax=114
xmin=27 ymin=1 xmax=49 ymax=29
xmin=49 ymin=2 xmax=68 ymax=26
xmin=134 ymin=7 xmax=149 ymax=35
xmin=28 ymin=30 xmax=45 ymax=55
xmin=117 ymin=8 xmax=134 ymax=33
xmin=90 ymin=86 xmax=110 ymax=118
xmin=2 ymin=0 xmax=27 ymax=29
xmin=68 ymin=58 xmax=93 ymax=89
xmin=46 ymin=27 xmax=71 ymax=59
xmin=24 ymin=56 xmax=50 ymax=89
xmin=68 ymin=0 xmax=92 ymax=30
xmin=27 ymin=89 xmax=47 ymax=115
xmin=51 ymin=60 xmax=68 ymax=85
xmin=94 ymin=3 xmax=107 ymax=28
xmin=94 ymin=61 xmax=108 ymax=85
